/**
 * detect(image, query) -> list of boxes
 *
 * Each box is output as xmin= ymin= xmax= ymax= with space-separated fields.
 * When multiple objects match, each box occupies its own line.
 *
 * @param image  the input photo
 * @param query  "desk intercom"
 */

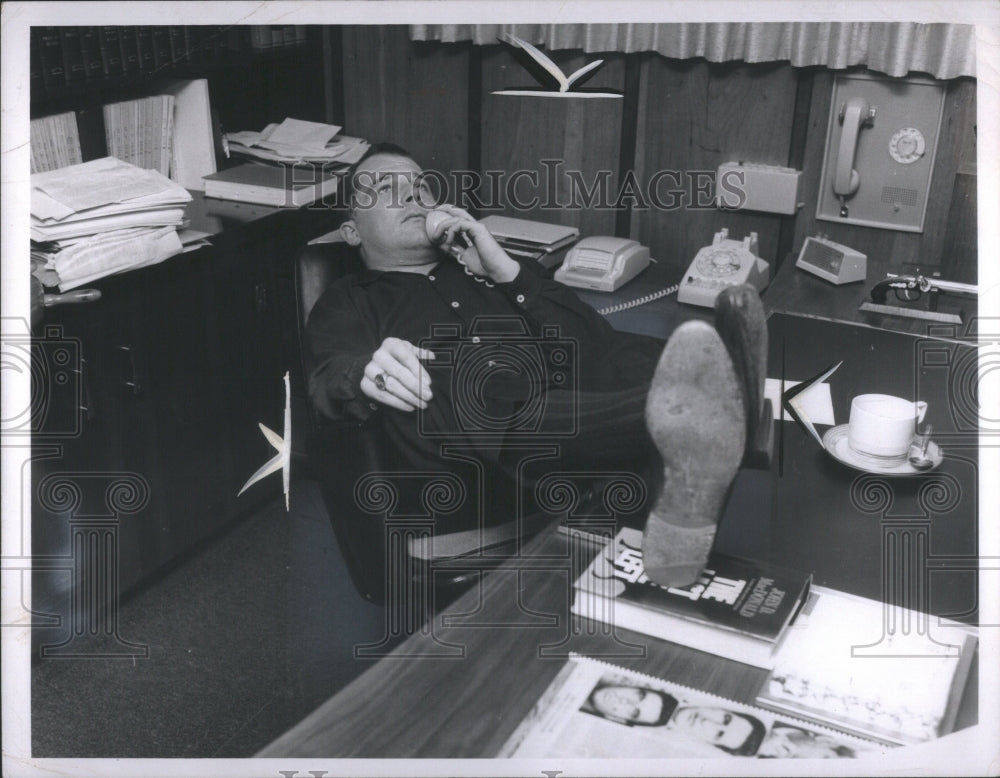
xmin=676 ymin=229 xmax=770 ymax=308
xmin=795 ymin=236 xmax=867 ymax=284
xmin=554 ymin=236 xmax=651 ymax=292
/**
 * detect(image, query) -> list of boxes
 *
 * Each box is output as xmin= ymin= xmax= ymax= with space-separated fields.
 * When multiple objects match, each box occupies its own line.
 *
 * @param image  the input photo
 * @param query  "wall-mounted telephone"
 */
xmin=832 ymin=95 xmax=876 ymax=216
xmin=554 ymin=236 xmax=650 ymax=292
xmin=676 ymin=229 xmax=769 ymax=308
xmin=817 ymin=73 xmax=946 ymax=233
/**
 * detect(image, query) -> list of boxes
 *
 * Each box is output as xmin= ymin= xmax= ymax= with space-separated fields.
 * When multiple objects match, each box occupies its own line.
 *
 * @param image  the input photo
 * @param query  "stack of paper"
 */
xmin=31 ymin=157 xmax=192 ymax=291
xmin=224 ymin=118 xmax=369 ymax=167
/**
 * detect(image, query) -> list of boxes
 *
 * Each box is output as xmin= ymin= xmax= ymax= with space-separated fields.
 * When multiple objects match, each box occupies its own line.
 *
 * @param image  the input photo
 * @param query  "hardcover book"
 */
xmin=202 ymin=162 xmax=339 ymax=208
xmin=571 ymin=527 xmax=811 ymax=668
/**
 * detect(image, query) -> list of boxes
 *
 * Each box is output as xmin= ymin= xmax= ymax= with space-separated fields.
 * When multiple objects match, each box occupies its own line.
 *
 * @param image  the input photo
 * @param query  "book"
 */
xmin=103 ymin=95 xmax=175 ymax=177
xmin=79 ymin=27 xmax=105 ymax=81
xmin=479 ymin=214 xmax=579 ymax=253
xmin=60 ymin=28 xmax=86 ymax=83
xmin=37 ymin=27 xmax=66 ymax=88
xmin=571 ymin=527 xmax=811 ymax=669
xmin=30 ymin=112 xmax=83 ymax=174
xmin=500 ymin=654 xmax=883 ymax=758
xmin=98 ymin=26 xmax=123 ymax=77
xmin=202 ymin=162 xmax=339 ymax=207
xmin=494 ymin=32 xmax=621 ymax=98
xmin=754 ymin=586 xmax=978 ymax=746
xmin=136 ymin=27 xmax=155 ymax=72
xmin=118 ymin=26 xmax=140 ymax=74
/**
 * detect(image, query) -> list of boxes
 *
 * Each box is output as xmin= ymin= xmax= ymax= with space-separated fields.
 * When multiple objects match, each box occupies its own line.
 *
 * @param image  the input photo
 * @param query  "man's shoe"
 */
xmin=642 ymin=320 xmax=746 ymax=588
xmin=714 ymin=284 xmax=768 ymax=455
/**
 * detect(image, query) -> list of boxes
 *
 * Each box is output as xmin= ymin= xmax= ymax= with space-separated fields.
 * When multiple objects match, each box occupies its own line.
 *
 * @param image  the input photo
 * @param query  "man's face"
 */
xmin=343 ymin=153 xmax=437 ymax=269
xmin=670 ymin=706 xmax=753 ymax=751
xmin=590 ymin=686 xmax=664 ymax=725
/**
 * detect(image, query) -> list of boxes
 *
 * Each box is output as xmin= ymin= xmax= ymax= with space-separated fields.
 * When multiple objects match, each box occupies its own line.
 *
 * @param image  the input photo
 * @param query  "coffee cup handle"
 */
xmin=915 ymin=401 xmax=928 ymax=424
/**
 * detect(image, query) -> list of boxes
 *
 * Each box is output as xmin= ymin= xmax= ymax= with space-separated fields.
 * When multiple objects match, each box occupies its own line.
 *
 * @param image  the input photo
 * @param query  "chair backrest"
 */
xmin=294 ymin=234 xmax=364 ymax=347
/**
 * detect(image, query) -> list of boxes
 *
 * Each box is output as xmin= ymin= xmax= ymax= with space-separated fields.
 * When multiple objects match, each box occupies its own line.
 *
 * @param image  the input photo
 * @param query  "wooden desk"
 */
xmin=766 ymin=313 xmax=980 ymax=624
xmin=765 ymin=251 xmax=977 ymax=338
xmin=259 ymin=525 xmax=773 ymax=758
xmin=260 ymin=520 xmax=977 ymax=758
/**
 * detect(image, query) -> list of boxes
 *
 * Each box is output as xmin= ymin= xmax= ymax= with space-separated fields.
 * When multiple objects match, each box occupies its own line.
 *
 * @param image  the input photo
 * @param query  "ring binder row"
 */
xmin=30 ymin=25 xmax=309 ymax=95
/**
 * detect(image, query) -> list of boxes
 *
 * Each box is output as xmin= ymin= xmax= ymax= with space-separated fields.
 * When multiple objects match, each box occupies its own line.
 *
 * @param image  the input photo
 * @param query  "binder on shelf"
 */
xmin=152 ymin=27 xmax=172 ymax=69
xmin=169 ymin=26 xmax=190 ymax=64
xmin=98 ymin=26 xmax=123 ymax=77
xmin=30 ymin=31 xmax=44 ymax=92
xmin=119 ymin=26 xmax=140 ymax=74
xmin=60 ymin=28 xmax=86 ymax=83
xmin=136 ymin=27 xmax=155 ymax=72
xmin=163 ymin=79 xmax=218 ymax=190
xmin=38 ymin=27 xmax=66 ymax=87
xmin=79 ymin=27 xmax=104 ymax=81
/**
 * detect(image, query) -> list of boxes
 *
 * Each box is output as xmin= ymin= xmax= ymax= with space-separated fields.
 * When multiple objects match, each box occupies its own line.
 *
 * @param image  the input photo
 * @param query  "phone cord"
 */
xmin=597 ymin=284 xmax=679 ymax=315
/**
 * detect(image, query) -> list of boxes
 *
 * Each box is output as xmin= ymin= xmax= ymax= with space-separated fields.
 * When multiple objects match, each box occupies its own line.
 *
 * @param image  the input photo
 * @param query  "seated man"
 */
xmin=288 ymin=142 xmax=766 ymax=714
xmin=304 ymin=142 xmax=765 ymax=588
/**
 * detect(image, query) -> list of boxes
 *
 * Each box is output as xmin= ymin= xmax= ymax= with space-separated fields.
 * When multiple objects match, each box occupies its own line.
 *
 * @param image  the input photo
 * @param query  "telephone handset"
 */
xmin=425 ymin=208 xmax=495 ymax=287
xmin=832 ymin=96 xmax=876 ymax=217
xmin=676 ymin=229 xmax=769 ymax=308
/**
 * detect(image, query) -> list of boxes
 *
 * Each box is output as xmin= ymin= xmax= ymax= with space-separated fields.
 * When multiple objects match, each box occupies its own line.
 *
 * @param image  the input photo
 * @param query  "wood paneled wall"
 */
xmin=632 ymin=58 xmax=799 ymax=276
xmin=480 ymin=47 xmax=627 ymax=237
xmin=335 ymin=28 xmax=977 ymax=284
xmin=341 ymin=26 xmax=470 ymax=176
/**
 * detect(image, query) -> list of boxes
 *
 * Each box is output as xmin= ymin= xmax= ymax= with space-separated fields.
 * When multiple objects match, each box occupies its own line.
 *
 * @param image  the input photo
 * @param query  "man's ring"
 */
xmin=374 ymin=373 xmax=388 ymax=391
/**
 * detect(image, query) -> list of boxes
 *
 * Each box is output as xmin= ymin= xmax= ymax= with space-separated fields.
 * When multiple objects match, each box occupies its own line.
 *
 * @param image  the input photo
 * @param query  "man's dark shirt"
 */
xmin=305 ymin=255 xmax=661 ymax=424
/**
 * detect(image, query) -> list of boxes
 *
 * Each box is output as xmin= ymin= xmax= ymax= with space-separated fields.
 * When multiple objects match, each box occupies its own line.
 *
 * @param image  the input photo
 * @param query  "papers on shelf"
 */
xmin=31 ymin=157 xmax=192 ymax=290
xmin=224 ymin=118 xmax=369 ymax=165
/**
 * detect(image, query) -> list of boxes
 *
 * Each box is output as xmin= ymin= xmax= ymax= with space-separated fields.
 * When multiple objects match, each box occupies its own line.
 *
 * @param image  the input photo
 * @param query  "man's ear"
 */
xmin=340 ymin=219 xmax=361 ymax=247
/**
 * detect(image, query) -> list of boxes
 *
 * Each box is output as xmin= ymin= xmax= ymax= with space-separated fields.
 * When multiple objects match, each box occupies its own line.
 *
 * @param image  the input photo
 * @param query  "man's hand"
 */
xmin=361 ymin=337 xmax=435 ymax=412
xmin=427 ymin=204 xmax=520 ymax=284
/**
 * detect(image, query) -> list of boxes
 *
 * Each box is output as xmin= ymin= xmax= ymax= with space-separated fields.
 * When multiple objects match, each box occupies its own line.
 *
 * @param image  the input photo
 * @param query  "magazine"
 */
xmin=498 ymin=655 xmax=886 ymax=758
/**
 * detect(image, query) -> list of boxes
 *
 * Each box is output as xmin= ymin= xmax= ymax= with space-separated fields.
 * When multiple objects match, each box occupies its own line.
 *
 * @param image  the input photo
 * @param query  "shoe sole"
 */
xmin=642 ymin=320 xmax=746 ymax=588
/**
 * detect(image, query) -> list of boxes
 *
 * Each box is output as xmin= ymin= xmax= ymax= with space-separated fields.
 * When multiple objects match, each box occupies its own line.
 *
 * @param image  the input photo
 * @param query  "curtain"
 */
xmin=409 ymin=23 xmax=976 ymax=79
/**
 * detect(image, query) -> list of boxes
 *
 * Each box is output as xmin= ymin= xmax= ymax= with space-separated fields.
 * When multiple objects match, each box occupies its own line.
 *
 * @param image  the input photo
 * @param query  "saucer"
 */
xmin=821 ymin=424 xmax=943 ymax=475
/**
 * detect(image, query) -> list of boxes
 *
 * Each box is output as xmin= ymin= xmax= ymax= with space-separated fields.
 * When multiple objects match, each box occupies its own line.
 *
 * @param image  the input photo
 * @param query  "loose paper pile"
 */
xmin=224 ymin=118 xmax=369 ymax=166
xmin=32 ymin=157 xmax=192 ymax=291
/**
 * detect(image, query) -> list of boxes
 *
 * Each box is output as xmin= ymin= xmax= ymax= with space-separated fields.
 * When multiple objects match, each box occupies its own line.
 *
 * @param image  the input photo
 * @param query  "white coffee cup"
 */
xmin=848 ymin=394 xmax=928 ymax=459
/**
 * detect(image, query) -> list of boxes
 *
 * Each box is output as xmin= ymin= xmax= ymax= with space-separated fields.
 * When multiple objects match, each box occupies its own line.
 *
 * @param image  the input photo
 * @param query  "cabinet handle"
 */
xmin=77 ymin=356 xmax=95 ymax=421
xmin=116 ymin=345 xmax=143 ymax=396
